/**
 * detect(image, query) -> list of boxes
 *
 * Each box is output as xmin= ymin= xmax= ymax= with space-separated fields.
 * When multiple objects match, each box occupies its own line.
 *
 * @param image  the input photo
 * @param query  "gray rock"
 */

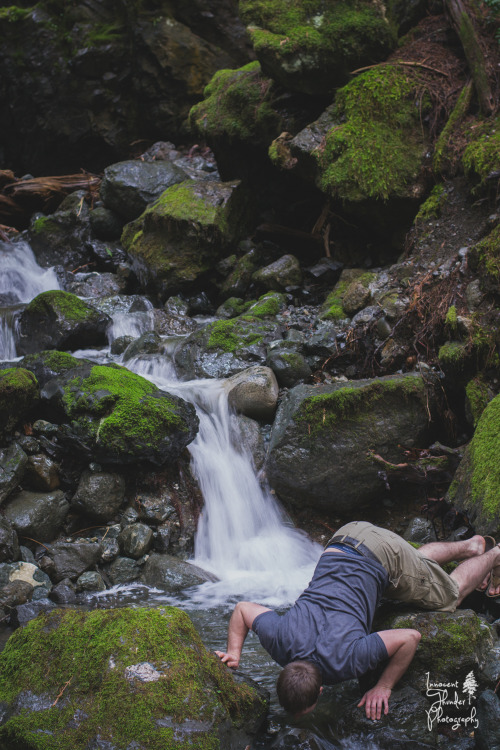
xmin=0 ymin=561 xmax=52 ymax=600
xmin=76 ymin=571 xmax=106 ymax=593
xmin=122 ymin=331 xmax=161 ymax=361
xmin=141 ymin=554 xmax=216 ymax=592
xmin=3 ymin=489 xmax=69 ymax=542
xmin=107 ymin=556 xmax=142 ymax=585
xmin=266 ymin=374 xmax=434 ymax=514
xmin=231 ymin=414 xmax=266 ymax=472
xmin=118 ymin=523 xmax=153 ymax=560
xmin=28 ymin=191 xmax=93 ymax=270
xmin=24 ymin=454 xmax=60 ymax=492
xmin=89 ymin=206 xmax=124 ymax=240
xmin=266 ymin=347 xmax=312 ymax=388
xmin=49 ymin=578 xmax=78 ymax=604
xmin=100 ymin=159 xmax=187 ymax=221
xmin=476 ymin=690 xmax=500 ymax=750
xmin=10 ymin=599 xmax=55 ymax=628
xmin=252 ymin=254 xmax=302 ymax=292
xmin=72 ymin=470 xmax=126 ymax=523
xmin=224 ymin=365 xmax=279 ymax=422
xmin=0 ymin=517 xmax=20 ymax=563
xmin=100 ymin=538 xmax=120 ymax=564
xmin=66 ymin=271 xmax=127 ymax=299
xmin=403 ymin=517 xmax=437 ymax=545
xmin=38 ymin=541 xmax=102 ymax=582
xmin=0 ymin=442 xmax=28 ymax=505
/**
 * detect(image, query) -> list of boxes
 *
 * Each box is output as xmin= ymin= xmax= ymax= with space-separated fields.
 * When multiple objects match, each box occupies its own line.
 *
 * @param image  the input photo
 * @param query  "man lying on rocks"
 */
xmin=216 ymin=521 xmax=500 ymax=721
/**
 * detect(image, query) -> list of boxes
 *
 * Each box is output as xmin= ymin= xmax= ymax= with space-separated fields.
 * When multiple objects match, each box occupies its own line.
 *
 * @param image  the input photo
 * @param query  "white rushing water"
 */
xmin=129 ymin=354 xmax=322 ymax=608
xmin=0 ymin=240 xmax=60 ymax=359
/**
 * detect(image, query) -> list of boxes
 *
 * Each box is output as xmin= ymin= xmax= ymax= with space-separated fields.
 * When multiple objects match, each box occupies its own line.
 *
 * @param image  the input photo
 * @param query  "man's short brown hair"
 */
xmin=276 ymin=660 xmax=322 ymax=715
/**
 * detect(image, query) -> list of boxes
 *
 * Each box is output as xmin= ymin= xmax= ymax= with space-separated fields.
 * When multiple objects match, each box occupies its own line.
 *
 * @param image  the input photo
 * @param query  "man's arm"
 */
xmin=215 ymin=601 xmax=271 ymax=668
xmin=358 ymin=628 xmax=421 ymax=720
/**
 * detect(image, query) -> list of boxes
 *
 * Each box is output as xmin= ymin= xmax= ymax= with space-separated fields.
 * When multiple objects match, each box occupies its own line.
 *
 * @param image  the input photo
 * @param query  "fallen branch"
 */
xmin=350 ymin=60 xmax=450 ymax=77
xmin=52 ymin=678 xmax=72 ymax=707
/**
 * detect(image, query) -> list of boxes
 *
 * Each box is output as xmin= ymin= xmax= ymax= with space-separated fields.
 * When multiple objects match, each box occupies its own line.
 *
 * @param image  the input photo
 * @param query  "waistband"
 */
xmin=326 ymin=542 xmax=362 ymax=557
xmin=325 ymin=534 xmax=382 ymax=566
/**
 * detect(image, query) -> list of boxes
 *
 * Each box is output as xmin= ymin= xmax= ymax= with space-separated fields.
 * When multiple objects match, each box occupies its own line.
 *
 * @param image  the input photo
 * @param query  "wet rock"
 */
xmin=100 ymin=538 xmax=120 ymax=564
xmin=266 ymin=374 xmax=434 ymax=514
xmin=89 ymin=206 xmax=124 ymax=241
xmin=122 ymin=179 xmax=253 ymax=301
xmin=252 ymin=254 xmax=302 ymax=292
xmin=270 ymin=727 xmax=340 ymax=749
xmin=266 ymin=345 xmax=312 ymax=388
xmin=118 ymin=524 xmax=153 ymax=560
xmin=48 ymin=578 xmax=78 ymax=604
xmin=0 ymin=442 xmax=28 ymax=505
xmin=16 ymin=290 xmax=112 ymax=355
xmin=219 ymin=247 xmax=261 ymax=298
xmin=20 ymin=350 xmax=88 ymax=389
xmin=0 ymin=518 xmax=20 ymax=563
xmin=403 ymin=517 xmax=437 ymax=545
xmin=224 ymin=365 xmax=279 ymax=422
xmin=71 ymin=469 xmax=126 ymax=523
xmin=106 ymin=556 xmax=142 ymax=585
xmin=3 ymin=489 xmax=69 ymax=543
xmin=141 ymin=554 xmax=217 ymax=592
xmin=76 ymin=571 xmax=106 ymax=593
xmin=100 ymin=159 xmax=187 ymax=221
xmin=41 ymin=362 xmax=199 ymax=467
xmin=16 ymin=435 xmax=40 ymax=455
xmin=0 ymin=367 xmax=39 ymax=440
xmin=0 ymin=580 xmax=34 ymax=621
xmin=89 ymin=239 xmax=129 ymax=274
xmin=0 ymin=607 xmax=267 ymax=748
xmin=66 ymin=271 xmax=127 ymax=298
xmin=0 ymin=561 xmax=52 ymax=600
xmin=476 ymin=690 xmax=500 ymax=750
xmin=38 ymin=541 xmax=102 ymax=583
xmin=10 ymin=599 xmax=56 ymax=628
xmin=28 ymin=191 xmax=93 ymax=269
xmin=175 ymin=316 xmax=281 ymax=379
xmin=122 ymin=331 xmax=161 ymax=361
xmin=342 ymin=276 xmax=373 ymax=316
xmin=153 ymin=308 xmax=198 ymax=336
xmin=24 ymin=454 xmax=60 ymax=492
xmin=231 ymin=414 xmax=266 ymax=472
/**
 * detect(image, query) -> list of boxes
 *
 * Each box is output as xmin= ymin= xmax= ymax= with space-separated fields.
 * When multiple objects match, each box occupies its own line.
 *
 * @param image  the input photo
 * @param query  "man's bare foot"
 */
xmin=468 ymin=535 xmax=495 ymax=558
xmin=476 ymin=572 xmax=491 ymax=592
xmin=486 ymin=560 xmax=500 ymax=598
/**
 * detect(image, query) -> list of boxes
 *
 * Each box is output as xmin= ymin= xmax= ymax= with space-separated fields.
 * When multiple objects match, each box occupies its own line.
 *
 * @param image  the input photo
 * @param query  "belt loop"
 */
xmin=340 ymin=534 xmax=346 ymax=542
xmin=353 ymin=539 xmax=362 ymax=549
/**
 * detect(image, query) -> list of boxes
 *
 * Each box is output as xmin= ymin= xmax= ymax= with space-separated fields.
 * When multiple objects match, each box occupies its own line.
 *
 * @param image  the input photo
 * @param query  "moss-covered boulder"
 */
xmin=266 ymin=373 xmax=434 ymax=513
xmin=239 ymin=0 xmax=397 ymax=96
xmin=0 ymin=607 xmax=268 ymax=749
xmin=447 ymin=394 xmax=500 ymax=536
xmin=320 ymin=269 xmax=376 ymax=321
xmin=0 ymin=367 xmax=39 ymax=439
xmin=468 ymin=223 xmax=500 ymax=294
xmin=174 ymin=315 xmax=282 ymax=379
xmin=189 ymin=61 xmax=286 ymax=177
xmin=16 ymin=291 xmax=112 ymax=356
xmin=21 ymin=350 xmax=88 ymax=389
xmin=463 ymin=114 xmax=500 ymax=195
xmin=122 ymin=179 xmax=253 ymax=301
xmin=41 ymin=363 xmax=199 ymax=466
xmin=376 ymin=607 xmax=495 ymax=693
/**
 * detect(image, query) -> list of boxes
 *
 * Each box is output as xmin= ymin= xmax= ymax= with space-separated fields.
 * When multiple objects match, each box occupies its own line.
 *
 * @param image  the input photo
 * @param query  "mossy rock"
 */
xmin=239 ymin=0 xmax=397 ymax=96
xmin=21 ymin=350 xmax=88 ymax=389
xmin=414 ymin=184 xmax=448 ymax=223
xmin=0 ymin=368 xmax=39 ymax=439
xmin=375 ymin=607 xmax=495 ymax=693
xmin=319 ymin=269 xmax=373 ymax=321
xmin=447 ymin=393 xmax=500 ymax=536
xmin=463 ymin=114 xmax=500 ymax=194
xmin=313 ymin=67 xmax=429 ymax=202
xmin=465 ymin=376 xmax=493 ymax=428
xmin=41 ymin=363 xmax=199 ymax=466
xmin=174 ymin=315 xmax=282 ymax=379
xmin=468 ymin=223 xmax=500 ymax=293
xmin=266 ymin=373 xmax=434 ymax=513
xmin=0 ymin=607 xmax=268 ymax=749
xmin=121 ymin=179 xmax=253 ymax=302
xmin=16 ymin=291 xmax=112 ymax=355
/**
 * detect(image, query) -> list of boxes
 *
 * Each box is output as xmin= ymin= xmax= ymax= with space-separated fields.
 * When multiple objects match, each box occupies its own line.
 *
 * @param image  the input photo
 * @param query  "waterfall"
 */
xmin=129 ymin=355 xmax=322 ymax=607
xmin=0 ymin=240 xmax=60 ymax=359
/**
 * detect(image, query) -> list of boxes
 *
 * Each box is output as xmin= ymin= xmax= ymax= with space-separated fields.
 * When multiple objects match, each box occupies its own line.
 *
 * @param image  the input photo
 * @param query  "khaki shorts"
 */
xmin=332 ymin=521 xmax=459 ymax=612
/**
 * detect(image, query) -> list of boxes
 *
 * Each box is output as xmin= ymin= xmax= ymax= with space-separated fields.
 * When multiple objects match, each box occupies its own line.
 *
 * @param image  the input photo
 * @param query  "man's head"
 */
xmin=276 ymin=660 xmax=323 ymax=716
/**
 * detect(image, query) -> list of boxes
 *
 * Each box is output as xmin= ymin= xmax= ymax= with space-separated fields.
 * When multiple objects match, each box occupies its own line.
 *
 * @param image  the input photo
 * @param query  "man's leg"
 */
xmin=450 ymin=545 xmax=500 ymax=604
xmin=418 ymin=535 xmax=489 ymax=565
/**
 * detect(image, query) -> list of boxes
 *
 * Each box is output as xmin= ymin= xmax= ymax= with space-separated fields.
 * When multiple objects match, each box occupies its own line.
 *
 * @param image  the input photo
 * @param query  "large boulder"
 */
xmin=28 ymin=191 xmax=93 ymax=269
xmin=37 ymin=541 xmax=102 ymax=583
xmin=21 ymin=350 xmax=89 ymax=388
xmin=100 ymin=159 xmax=188 ymax=221
xmin=0 ymin=368 xmax=39 ymax=440
xmin=71 ymin=469 xmax=126 ymax=522
xmin=239 ymin=0 xmax=397 ymax=96
xmin=141 ymin=554 xmax=217 ymax=592
xmin=224 ymin=365 xmax=279 ymax=422
xmin=3 ymin=489 xmax=69 ymax=543
xmin=0 ymin=442 xmax=28 ymax=506
xmin=447 ymin=394 xmax=500 ymax=536
xmin=121 ymin=179 xmax=253 ymax=301
xmin=0 ymin=607 xmax=268 ymax=749
xmin=16 ymin=291 xmax=112 ymax=355
xmin=41 ymin=362 xmax=199 ymax=466
xmin=266 ymin=373 xmax=434 ymax=513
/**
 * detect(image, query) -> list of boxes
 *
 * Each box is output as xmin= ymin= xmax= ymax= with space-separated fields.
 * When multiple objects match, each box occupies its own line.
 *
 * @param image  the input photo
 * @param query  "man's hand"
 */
xmin=358 ymin=685 xmax=391 ymax=720
xmin=215 ymin=650 xmax=240 ymax=668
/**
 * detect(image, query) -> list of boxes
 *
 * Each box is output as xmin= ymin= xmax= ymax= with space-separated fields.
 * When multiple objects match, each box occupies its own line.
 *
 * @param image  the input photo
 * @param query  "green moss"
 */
xmin=0 ymin=5 xmax=32 ymax=21
xmin=61 ymin=364 xmax=186 ymax=452
xmin=84 ymin=21 xmax=123 ymax=46
xmin=296 ymin=376 xmax=425 ymax=435
xmin=314 ymin=67 xmax=427 ymax=201
xmin=0 ymin=367 xmax=39 ymax=436
xmin=26 ymin=291 xmax=98 ymax=323
xmin=0 ymin=608 xmax=260 ymax=750
xmin=22 ymin=350 xmax=81 ymax=373
xmin=468 ymin=396 xmax=500 ymax=520
xmin=469 ymin=224 xmax=500 ymax=283
xmin=466 ymin=376 xmax=491 ymax=427
xmin=444 ymin=305 xmax=458 ymax=336
xmin=414 ymin=184 xmax=448 ymax=222
xmin=30 ymin=216 xmax=56 ymax=234
xmin=206 ymin=318 xmax=265 ymax=352
xmin=433 ymin=82 xmax=473 ymax=173
xmin=438 ymin=341 xmax=467 ymax=366
xmin=319 ymin=279 xmax=349 ymax=320
xmin=150 ymin=181 xmax=219 ymax=226
xmin=189 ymin=61 xmax=282 ymax=144
xmin=246 ymin=292 xmax=286 ymax=318
xmin=463 ymin=114 xmax=500 ymax=188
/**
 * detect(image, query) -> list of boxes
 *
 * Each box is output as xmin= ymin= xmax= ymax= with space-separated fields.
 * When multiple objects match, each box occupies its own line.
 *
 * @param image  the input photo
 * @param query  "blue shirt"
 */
xmin=252 ymin=552 xmax=389 ymax=684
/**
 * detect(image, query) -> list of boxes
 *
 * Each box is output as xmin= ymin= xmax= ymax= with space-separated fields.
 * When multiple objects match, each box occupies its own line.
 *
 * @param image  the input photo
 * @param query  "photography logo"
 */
xmin=425 ymin=670 xmax=479 ymax=731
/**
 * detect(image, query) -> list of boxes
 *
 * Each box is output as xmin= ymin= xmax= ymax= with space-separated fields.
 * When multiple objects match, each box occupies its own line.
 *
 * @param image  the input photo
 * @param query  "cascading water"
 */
xmin=128 ymin=354 xmax=322 ymax=607
xmin=0 ymin=240 xmax=60 ymax=359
